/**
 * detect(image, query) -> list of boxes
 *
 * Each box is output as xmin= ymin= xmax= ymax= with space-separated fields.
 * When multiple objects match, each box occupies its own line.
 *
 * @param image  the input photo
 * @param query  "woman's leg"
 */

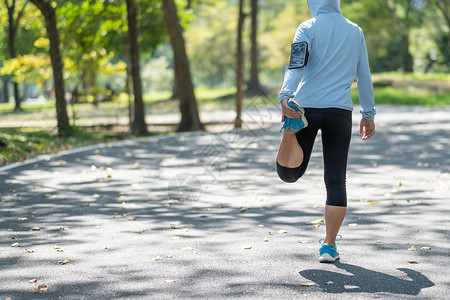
xmin=320 ymin=109 xmax=353 ymax=245
xmin=276 ymin=109 xmax=318 ymax=183
xmin=323 ymin=205 xmax=347 ymax=245
xmin=276 ymin=130 xmax=304 ymax=168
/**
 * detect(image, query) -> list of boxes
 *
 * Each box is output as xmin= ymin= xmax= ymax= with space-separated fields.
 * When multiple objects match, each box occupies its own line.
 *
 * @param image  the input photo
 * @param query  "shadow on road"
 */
xmin=299 ymin=261 xmax=434 ymax=295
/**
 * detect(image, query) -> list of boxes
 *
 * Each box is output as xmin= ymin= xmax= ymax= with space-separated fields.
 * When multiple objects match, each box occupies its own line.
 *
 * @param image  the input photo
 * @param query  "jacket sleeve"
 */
xmin=278 ymin=24 xmax=311 ymax=102
xmin=356 ymin=32 xmax=376 ymax=120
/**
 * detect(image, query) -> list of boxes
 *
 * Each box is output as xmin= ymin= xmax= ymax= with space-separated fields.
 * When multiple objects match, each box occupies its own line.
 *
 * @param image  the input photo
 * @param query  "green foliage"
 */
xmin=1 ymin=54 xmax=51 ymax=85
xmin=343 ymin=0 xmax=449 ymax=73
xmin=185 ymin=1 xmax=236 ymax=86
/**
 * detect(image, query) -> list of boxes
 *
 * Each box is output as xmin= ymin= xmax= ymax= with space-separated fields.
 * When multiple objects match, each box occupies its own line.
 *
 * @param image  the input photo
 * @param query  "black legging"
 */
xmin=277 ymin=108 xmax=352 ymax=207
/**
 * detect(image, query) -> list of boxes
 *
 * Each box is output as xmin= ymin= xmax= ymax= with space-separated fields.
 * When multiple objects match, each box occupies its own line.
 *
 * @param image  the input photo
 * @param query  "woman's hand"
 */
xmin=280 ymin=98 xmax=301 ymax=122
xmin=360 ymin=118 xmax=375 ymax=140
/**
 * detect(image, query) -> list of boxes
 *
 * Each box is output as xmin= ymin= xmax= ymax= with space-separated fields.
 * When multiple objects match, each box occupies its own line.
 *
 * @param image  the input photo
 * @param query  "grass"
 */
xmin=351 ymin=87 xmax=450 ymax=107
xmin=0 ymin=127 xmax=173 ymax=166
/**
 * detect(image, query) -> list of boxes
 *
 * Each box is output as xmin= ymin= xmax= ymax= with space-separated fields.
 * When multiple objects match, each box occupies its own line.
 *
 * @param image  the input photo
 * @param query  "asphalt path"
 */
xmin=0 ymin=105 xmax=449 ymax=299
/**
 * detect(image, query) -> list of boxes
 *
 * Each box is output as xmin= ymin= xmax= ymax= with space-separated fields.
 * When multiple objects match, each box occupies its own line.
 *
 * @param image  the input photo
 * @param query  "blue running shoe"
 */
xmin=319 ymin=243 xmax=339 ymax=263
xmin=280 ymin=99 xmax=308 ymax=133
xmin=319 ymin=235 xmax=342 ymax=263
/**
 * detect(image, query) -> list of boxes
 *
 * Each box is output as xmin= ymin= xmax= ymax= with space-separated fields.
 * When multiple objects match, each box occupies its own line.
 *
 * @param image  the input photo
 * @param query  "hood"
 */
xmin=307 ymin=0 xmax=341 ymax=17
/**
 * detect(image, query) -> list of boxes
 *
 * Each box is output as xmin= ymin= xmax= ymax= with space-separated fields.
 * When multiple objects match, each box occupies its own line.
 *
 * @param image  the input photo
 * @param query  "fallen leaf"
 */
xmin=53 ymin=245 xmax=64 ymax=252
xmin=325 ymin=281 xmax=334 ymax=285
xmin=268 ymin=231 xmax=275 ymax=235
xmin=301 ymin=282 xmax=316 ymax=286
xmin=34 ymin=284 xmax=48 ymax=293
xmin=312 ymin=224 xmax=320 ymax=229
xmin=152 ymin=256 xmax=163 ymax=261
xmin=29 ymin=279 xmax=38 ymax=283
xmin=263 ymin=237 xmax=269 ymax=242
xmin=310 ymin=219 xmax=324 ymax=225
xmin=243 ymin=245 xmax=252 ymax=249
xmin=181 ymin=247 xmax=195 ymax=251
xmin=31 ymin=227 xmax=41 ymax=231
xmin=409 ymin=260 xmax=418 ymax=264
xmin=278 ymin=230 xmax=288 ymax=234
xmin=398 ymin=181 xmax=403 ymax=187
xmin=11 ymin=242 xmax=22 ymax=247
xmin=163 ymin=279 xmax=176 ymax=284
xmin=420 ymin=246 xmax=432 ymax=250
xmin=107 ymin=174 xmax=112 ymax=178
xmin=370 ymin=201 xmax=376 ymax=205
xmin=56 ymin=257 xmax=69 ymax=265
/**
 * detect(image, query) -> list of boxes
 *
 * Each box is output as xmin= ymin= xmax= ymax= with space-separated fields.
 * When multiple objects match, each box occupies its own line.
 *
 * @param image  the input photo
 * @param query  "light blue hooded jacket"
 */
xmin=278 ymin=0 xmax=376 ymax=120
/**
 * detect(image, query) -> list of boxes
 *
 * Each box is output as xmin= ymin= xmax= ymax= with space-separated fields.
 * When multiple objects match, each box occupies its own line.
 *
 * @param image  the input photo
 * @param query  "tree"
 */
xmin=30 ymin=0 xmax=71 ymax=135
xmin=430 ymin=0 xmax=450 ymax=33
xmin=429 ymin=0 xmax=450 ymax=70
xmin=162 ymin=0 xmax=203 ymax=132
xmin=246 ymin=0 xmax=262 ymax=94
xmin=4 ymin=0 xmax=28 ymax=111
xmin=235 ymin=0 xmax=246 ymax=128
xmin=126 ymin=0 xmax=148 ymax=135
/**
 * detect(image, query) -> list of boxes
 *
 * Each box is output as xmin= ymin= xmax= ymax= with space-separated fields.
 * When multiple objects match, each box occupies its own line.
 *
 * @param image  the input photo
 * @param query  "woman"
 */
xmin=276 ymin=0 xmax=376 ymax=263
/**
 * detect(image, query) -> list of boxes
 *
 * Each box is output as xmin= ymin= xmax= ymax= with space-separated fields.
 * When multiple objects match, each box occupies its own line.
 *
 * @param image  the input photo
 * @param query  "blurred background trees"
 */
xmin=0 ymin=0 xmax=448 ymax=135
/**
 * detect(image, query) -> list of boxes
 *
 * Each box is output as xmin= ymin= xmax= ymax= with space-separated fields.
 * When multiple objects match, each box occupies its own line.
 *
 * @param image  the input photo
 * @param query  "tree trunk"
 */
xmin=5 ymin=0 xmax=28 ymax=111
xmin=402 ymin=33 xmax=413 ymax=73
xmin=30 ymin=0 xmax=71 ymax=135
xmin=124 ymin=55 xmax=134 ymax=128
xmin=170 ymin=72 xmax=179 ymax=100
xmin=126 ymin=0 xmax=148 ymax=136
xmin=235 ymin=0 xmax=246 ymax=128
xmin=2 ymin=77 xmax=10 ymax=103
xmin=247 ymin=0 xmax=261 ymax=95
xmin=162 ymin=0 xmax=203 ymax=132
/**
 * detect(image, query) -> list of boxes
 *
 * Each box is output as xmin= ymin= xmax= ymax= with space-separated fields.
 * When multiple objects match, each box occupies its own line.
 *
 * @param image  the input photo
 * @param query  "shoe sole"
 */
xmin=288 ymin=99 xmax=308 ymax=129
xmin=319 ymin=253 xmax=340 ymax=263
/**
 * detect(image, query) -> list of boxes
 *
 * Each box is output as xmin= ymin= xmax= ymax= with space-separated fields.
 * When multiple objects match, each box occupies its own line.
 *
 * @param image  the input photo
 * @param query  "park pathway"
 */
xmin=0 ymin=105 xmax=449 ymax=299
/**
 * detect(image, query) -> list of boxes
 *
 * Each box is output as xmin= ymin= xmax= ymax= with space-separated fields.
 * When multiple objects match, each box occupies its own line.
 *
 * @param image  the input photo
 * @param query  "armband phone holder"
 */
xmin=288 ymin=42 xmax=309 ymax=69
